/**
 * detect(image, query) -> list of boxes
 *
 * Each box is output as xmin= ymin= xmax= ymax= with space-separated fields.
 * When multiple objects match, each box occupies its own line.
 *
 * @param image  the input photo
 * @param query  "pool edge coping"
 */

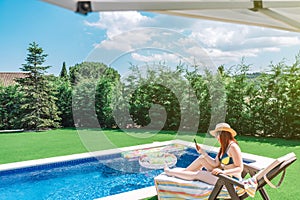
xmin=95 ymin=186 xmax=157 ymax=200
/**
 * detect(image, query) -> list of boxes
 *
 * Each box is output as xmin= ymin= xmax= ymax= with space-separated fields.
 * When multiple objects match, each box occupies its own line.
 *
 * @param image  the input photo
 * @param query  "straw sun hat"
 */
xmin=209 ymin=123 xmax=237 ymax=137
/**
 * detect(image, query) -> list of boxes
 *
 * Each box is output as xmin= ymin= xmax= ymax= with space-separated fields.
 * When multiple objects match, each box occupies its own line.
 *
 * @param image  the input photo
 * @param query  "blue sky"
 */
xmin=1 ymin=0 xmax=300 ymax=75
xmin=0 ymin=0 xmax=101 ymax=75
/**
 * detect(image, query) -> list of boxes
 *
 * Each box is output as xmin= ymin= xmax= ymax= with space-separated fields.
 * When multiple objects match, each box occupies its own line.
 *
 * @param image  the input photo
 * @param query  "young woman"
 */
xmin=164 ymin=123 xmax=243 ymax=185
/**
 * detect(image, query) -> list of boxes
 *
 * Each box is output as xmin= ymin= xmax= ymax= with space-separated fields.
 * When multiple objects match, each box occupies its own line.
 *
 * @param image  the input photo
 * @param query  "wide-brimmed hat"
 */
xmin=209 ymin=123 xmax=237 ymax=137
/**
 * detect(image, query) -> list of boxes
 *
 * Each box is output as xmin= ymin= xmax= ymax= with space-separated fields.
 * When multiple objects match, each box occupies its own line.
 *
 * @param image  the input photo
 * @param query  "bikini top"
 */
xmin=219 ymin=143 xmax=234 ymax=165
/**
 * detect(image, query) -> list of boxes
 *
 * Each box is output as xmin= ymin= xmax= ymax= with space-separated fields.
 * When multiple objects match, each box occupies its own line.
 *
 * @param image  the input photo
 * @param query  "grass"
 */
xmin=0 ymin=128 xmax=87 ymax=163
xmin=0 ymin=128 xmax=299 ymax=199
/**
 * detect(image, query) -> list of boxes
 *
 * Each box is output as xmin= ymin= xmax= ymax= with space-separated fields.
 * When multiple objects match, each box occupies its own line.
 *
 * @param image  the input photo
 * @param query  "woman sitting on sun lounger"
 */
xmin=164 ymin=122 xmax=243 ymax=185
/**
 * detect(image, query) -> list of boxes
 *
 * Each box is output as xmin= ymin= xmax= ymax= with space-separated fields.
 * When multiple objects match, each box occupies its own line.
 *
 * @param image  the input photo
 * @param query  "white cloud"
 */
xmin=237 ymin=36 xmax=300 ymax=51
xmin=84 ymin=11 xmax=153 ymax=38
xmin=188 ymin=20 xmax=300 ymax=49
xmin=190 ymin=27 xmax=236 ymax=48
xmin=261 ymin=47 xmax=281 ymax=52
xmin=85 ymin=12 xmax=300 ymax=71
xmin=96 ymin=30 xmax=153 ymax=52
xmin=131 ymin=52 xmax=178 ymax=63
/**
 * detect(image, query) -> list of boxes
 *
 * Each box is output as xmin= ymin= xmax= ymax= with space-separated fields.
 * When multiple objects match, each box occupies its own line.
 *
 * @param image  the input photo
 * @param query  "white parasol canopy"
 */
xmin=41 ymin=0 xmax=300 ymax=32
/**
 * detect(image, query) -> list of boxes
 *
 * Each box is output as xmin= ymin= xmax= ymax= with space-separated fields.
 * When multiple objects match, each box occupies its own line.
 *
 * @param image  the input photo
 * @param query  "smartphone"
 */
xmin=193 ymin=138 xmax=197 ymax=146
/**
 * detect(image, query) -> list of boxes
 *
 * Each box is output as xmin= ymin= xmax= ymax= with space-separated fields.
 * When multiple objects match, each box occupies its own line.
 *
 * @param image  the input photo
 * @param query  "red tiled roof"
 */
xmin=0 ymin=72 xmax=29 ymax=87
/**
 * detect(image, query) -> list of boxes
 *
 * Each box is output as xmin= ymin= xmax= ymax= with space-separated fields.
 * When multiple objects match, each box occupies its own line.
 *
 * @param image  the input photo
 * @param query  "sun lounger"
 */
xmin=155 ymin=152 xmax=296 ymax=200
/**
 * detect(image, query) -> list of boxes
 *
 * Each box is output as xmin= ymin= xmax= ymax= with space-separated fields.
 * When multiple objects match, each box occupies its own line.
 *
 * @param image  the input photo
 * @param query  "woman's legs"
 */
xmin=184 ymin=156 xmax=204 ymax=171
xmin=185 ymin=155 xmax=215 ymax=172
xmin=164 ymin=155 xmax=219 ymax=185
xmin=164 ymin=165 xmax=218 ymax=185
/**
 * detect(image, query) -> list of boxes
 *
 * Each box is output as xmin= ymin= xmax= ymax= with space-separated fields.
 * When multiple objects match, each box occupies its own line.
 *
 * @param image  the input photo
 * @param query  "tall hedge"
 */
xmin=1 ymin=53 xmax=299 ymax=138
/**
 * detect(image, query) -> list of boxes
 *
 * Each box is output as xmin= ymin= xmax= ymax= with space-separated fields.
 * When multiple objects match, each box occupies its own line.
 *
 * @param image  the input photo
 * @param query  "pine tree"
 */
xmin=60 ymin=62 xmax=68 ymax=80
xmin=17 ymin=42 xmax=61 ymax=131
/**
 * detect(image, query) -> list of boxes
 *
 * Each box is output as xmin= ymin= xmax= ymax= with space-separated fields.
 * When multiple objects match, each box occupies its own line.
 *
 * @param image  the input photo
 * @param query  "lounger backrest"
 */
xmin=254 ymin=152 xmax=296 ymax=187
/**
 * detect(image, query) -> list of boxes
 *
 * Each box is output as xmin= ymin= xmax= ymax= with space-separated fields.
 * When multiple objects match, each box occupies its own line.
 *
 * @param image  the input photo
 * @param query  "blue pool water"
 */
xmin=0 ymin=147 xmax=201 ymax=200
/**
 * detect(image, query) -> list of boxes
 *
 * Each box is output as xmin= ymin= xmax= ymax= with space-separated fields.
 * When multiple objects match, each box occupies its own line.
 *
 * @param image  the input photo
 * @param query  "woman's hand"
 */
xmin=195 ymin=143 xmax=201 ymax=152
xmin=194 ymin=139 xmax=207 ymax=156
xmin=196 ymin=144 xmax=208 ymax=157
xmin=211 ymin=168 xmax=224 ymax=175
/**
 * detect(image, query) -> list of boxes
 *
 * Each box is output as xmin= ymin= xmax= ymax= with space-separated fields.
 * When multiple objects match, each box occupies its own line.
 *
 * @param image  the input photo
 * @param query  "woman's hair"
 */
xmin=217 ymin=130 xmax=238 ymax=159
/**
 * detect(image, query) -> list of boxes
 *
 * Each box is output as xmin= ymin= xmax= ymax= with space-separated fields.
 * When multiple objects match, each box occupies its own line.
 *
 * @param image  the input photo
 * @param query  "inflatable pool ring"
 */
xmin=139 ymin=152 xmax=177 ymax=169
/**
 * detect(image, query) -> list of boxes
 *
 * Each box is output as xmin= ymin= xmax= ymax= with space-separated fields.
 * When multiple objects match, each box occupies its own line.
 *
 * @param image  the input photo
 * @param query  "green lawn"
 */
xmin=0 ymin=128 xmax=299 ymax=199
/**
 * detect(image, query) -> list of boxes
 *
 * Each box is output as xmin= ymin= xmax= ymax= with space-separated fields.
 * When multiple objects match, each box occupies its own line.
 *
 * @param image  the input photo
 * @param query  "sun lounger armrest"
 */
xmin=243 ymin=163 xmax=260 ymax=177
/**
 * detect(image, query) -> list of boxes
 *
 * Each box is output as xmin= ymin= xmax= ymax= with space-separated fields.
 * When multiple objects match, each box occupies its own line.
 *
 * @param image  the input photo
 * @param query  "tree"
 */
xmin=185 ymin=66 xmax=211 ymax=133
xmin=17 ymin=42 xmax=60 ymax=131
xmin=0 ymin=85 xmax=23 ymax=129
xmin=95 ymin=67 xmax=120 ymax=128
xmin=124 ymin=64 xmax=197 ymax=131
xmin=56 ymin=62 xmax=73 ymax=127
xmin=59 ymin=62 xmax=68 ymax=80
xmin=54 ymin=78 xmax=74 ymax=127
xmin=284 ymin=55 xmax=300 ymax=138
xmin=224 ymin=61 xmax=251 ymax=134
xmin=69 ymin=62 xmax=107 ymax=85
xmin=71 ymin=62 xmax=118 ymax=128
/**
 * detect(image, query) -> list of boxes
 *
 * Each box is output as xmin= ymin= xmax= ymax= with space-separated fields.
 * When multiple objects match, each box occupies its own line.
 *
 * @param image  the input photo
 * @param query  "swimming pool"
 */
xmin=0 ymin=144 xmax=199 ymax=200
xmin=0 ymin=140 xmax=262 ymax=200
